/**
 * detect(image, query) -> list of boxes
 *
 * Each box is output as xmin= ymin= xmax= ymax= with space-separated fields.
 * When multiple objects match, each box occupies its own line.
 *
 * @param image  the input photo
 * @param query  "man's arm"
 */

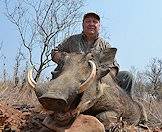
xmin=51 ymin=37 xmax=71 ymax=63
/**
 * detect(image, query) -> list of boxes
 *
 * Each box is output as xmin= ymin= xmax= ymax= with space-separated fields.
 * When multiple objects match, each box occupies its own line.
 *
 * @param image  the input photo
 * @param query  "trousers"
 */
xmin=116 ymin=71 xmax=133 ymax=95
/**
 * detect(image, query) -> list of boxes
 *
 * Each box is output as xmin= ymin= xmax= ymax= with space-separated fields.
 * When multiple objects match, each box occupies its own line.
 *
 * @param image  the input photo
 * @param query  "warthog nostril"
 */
xmin=39 ymin=97 xmax=67 ymax=112
xmin=39 ymin=93 xmax=68 ymax=112
xmin=56 ymin=100 xmax=64 ymax=106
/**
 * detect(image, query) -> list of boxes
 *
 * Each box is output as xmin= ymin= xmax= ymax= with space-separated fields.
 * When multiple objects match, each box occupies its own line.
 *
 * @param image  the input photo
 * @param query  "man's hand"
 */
xmin=51 ymin=49 xmax=62 ymax=64
xmin=109 ymin=67 xmax=118 ymax=77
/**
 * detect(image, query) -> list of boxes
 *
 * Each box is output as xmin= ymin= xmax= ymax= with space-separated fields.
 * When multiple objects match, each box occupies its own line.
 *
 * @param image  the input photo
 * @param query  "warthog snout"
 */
xmin=39 ymin=92 xmax=68 ymax=112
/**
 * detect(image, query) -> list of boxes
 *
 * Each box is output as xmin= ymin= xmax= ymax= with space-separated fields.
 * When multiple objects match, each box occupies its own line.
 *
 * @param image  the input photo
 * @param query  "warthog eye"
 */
xmin=80 ymin=79 xmax=85 ymax=84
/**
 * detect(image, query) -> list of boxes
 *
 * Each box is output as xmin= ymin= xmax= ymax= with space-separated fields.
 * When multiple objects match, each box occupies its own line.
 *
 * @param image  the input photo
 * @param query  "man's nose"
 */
xmin=88 ymin=21 xmax=95 ymax=25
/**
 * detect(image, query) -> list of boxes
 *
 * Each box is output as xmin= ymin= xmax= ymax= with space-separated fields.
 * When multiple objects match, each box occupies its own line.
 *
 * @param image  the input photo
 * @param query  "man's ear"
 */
xmin=82 ymin=22 xmax=84 ymax=29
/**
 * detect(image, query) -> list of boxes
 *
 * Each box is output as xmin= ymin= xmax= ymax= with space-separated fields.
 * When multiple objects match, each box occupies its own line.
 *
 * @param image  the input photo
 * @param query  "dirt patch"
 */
xmin=0 ymin=84 xmax=162 ymax=131
xmin=0 ymin=101 xmax=161 ymax=132
xmin=0 ymin=101 xmax=46 ymax=131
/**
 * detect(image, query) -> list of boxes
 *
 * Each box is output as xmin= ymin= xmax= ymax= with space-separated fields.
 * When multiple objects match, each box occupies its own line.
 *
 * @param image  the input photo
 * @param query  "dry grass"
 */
xmin=0 ymin=81 xmax=162 ymax=130
xmin=143 ymin=99 xmax=162 ymax=127
xmin=134 ymin=94 xmax=162 ymax=128
xmin=0 ymin=81 xmax=39 ymax=107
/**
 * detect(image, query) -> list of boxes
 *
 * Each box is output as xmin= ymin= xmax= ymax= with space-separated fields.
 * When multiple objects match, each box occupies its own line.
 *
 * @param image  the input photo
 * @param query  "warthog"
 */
xmin=28 ymin=48 xmax=147 ymax=131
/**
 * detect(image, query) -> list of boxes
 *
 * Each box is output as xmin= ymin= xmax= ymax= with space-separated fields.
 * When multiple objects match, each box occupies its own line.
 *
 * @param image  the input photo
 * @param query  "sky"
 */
xmin=0 ymin=0 xmax=162 ymax=75
xmin=84 ymin=0 xmax=162 ymax=71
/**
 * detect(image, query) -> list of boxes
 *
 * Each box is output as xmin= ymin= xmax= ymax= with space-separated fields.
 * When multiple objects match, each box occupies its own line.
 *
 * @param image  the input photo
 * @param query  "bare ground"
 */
xmin=0 ymin=83 xmax=162 ymax=131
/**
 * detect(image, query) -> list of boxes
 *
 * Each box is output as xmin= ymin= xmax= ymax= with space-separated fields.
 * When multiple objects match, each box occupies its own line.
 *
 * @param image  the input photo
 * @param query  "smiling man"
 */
xmin=51 ymin=12 xmax=133 ymax=95
xmin=51 ymin=12 xmax=106 ymax=62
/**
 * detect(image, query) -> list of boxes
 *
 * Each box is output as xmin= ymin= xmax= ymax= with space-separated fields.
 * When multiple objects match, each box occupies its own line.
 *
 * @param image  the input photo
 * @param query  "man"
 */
xmin=51 ymin=12 xmax=133 ymax=95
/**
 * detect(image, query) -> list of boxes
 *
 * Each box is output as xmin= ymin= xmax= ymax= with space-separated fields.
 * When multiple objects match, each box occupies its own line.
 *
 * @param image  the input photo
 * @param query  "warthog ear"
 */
xmin=97 ymin=67 xmax=110 ymax=79
xmin=98 ymin=48 xmax=117 ymax=64
xmin=91 ymin=48 xmax=117 ymax=79
xmin=90 ymin=48 xmax=117 ymax=64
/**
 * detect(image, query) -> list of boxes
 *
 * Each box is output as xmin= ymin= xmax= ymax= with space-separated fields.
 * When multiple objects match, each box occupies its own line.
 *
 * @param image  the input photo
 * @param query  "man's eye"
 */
xmin=85 ymin=20 xmax=91 ymax=23
xmin=93 ymin=21 xmax=98 ymax=23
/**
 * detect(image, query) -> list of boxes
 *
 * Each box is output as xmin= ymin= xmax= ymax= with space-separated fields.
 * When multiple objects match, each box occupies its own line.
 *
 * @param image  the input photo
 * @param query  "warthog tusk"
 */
xmin=79 ymin=60 xmax=96 ymax=93
xmin=27 ymin=68 xmax=37 ymax=90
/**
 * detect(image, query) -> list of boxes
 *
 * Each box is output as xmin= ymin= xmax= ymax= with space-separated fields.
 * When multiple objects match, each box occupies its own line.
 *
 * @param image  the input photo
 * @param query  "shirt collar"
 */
xmin=81 ymin=32 xmax=99 ymax=42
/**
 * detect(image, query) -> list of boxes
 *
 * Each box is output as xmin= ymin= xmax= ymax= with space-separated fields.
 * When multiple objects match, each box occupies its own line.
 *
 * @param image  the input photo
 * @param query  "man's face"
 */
xmin=83 ymin=16 xmax=100 ymax=37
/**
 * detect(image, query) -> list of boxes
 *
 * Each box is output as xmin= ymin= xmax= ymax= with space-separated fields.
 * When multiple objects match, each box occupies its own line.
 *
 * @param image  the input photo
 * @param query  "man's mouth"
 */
xmin=88 ymin=28 xmax=95 ymax=30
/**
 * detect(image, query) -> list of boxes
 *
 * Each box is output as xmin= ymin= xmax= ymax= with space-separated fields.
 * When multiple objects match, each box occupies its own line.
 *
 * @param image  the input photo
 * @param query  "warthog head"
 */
xmin=28 ymin=48 xmax=116 ymax=113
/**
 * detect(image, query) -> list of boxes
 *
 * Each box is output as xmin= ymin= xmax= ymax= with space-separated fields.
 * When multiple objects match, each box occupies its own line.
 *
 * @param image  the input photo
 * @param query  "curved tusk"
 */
xmin=27 ymin=68 xmax=37 ymax=90
xmin=79 ymin=60 xmax=96 ymax=93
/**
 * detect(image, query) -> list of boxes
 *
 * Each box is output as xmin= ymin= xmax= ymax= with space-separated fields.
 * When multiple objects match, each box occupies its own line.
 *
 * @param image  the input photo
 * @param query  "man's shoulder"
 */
xmin=61 ymin=33 xmax=82 ymax=45
xmin=98 ymin=36 xmax=108 ymax=42
xmin=67 ymin=33 xmax=82 ymax=40
xmin=97 ymin=36 xmax=111 ymax=47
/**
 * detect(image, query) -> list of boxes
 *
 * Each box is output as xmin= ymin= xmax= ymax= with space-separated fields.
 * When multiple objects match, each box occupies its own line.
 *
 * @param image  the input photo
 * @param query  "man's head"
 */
xmin=82 ymin=12 xmax=100 ymax=38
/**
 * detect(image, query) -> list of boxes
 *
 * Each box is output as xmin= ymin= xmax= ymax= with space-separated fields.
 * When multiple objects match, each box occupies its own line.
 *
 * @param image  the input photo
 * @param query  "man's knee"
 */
xmin=117 ymin=71 xmax=133 ymax=81
xmin=116 ymin=71 xmax=134 ymax=94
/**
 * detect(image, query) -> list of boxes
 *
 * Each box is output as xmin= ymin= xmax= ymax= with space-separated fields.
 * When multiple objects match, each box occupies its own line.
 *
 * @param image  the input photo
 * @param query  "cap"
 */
xmin=83 ymin=12 xmax=100 ymax=21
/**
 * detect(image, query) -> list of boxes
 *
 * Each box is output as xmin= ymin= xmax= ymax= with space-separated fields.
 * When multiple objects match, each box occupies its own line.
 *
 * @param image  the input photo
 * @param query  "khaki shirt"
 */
xmin=52 ymin=33 xmax=119 ymax=72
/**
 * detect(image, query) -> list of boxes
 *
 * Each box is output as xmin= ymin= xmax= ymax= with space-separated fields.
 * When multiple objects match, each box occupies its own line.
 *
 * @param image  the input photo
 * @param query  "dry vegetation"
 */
xmin=0 ymin=59 xmax=161 ymax=131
